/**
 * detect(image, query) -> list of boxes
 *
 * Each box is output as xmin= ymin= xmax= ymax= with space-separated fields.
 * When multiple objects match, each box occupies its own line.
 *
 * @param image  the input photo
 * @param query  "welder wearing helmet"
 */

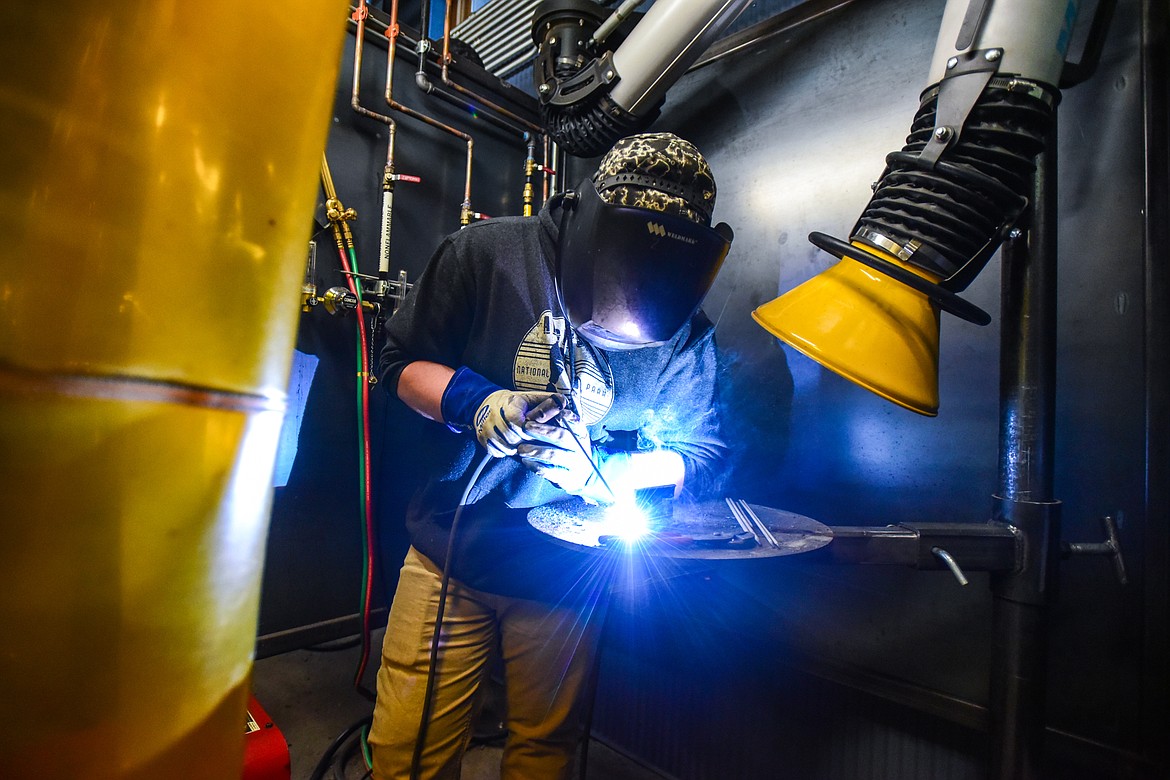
xmin=369 ymin=132 xmax=732 ymax=780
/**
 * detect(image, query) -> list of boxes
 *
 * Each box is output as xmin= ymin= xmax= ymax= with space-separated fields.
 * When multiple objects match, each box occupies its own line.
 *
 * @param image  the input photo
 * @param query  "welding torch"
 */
xmin=522 ymin=394 xmax=619 ymax=503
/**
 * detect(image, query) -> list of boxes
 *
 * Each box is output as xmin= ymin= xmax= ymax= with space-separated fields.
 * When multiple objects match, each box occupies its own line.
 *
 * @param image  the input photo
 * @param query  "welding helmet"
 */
xmin=556 ymin=133 xmax=733 ymax=350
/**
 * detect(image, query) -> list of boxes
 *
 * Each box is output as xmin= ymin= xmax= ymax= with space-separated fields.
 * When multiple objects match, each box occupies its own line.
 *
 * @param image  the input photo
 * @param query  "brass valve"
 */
xmin=325 ymin=197 xmax=357 ymax=225
xmin=319 ymin=286 xmax=377 ymax=316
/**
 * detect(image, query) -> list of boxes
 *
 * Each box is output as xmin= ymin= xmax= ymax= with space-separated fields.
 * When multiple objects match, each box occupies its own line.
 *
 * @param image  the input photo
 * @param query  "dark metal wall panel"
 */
xmin=654 ymin=0 xmax=997 ymax=703
xmin=1139 ymin=0 xmax=1170 ymax=764
xmin=585 ymin=0 xmax=1163 ymax=777
xmin=593 ymin=574 xmax=987 ymax=779
xmin=1045 ymin=2 xmax=1148 ymax=751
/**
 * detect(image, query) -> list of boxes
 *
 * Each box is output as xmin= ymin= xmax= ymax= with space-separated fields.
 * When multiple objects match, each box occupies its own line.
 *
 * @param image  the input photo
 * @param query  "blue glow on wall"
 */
xmin=272 ymin=349 xmax=319 ymax=487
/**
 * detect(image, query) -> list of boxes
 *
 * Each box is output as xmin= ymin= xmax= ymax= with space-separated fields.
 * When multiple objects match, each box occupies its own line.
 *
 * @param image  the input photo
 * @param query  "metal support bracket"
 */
xmin=820 ymin=521 xmax=1020 ymax=574
xmin=384 ymin=269 xmax=413 ymax=316
xmin=919 ymin=48 xmax=1002 ymax=167
xmin=991 ymin=496 xmax=1063 ymax=605
xmin=540 ymin=50 xmax=621 ymax=107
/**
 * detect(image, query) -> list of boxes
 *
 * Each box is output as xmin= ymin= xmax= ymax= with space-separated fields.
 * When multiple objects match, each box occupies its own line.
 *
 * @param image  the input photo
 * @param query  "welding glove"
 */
xmin=440 ymin=366 xmax=557 ymax=457
xmin=517 ymin=416 xmax=614 ymax=503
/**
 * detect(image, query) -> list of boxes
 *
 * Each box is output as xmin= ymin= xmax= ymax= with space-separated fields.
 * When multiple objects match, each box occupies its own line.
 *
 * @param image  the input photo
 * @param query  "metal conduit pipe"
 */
xmin=542 ymin=134 xmax=555 ymax=201
xmin=414 ymin=0 xmax=560 ymax=215
xmin=409 ymin=8 xmax=533 ymax=138
xmin=989 ymin=122 xmax=1061 ymax=780
xmin=349 ymin=1 xmax=400 ymax=284
xmin=368 ymin=0 xmax=475 ymax=226
xmin=347 ymin=4 xmax=538 ymax=139
xmin=439 ymin=0 xmax=545 ymax=135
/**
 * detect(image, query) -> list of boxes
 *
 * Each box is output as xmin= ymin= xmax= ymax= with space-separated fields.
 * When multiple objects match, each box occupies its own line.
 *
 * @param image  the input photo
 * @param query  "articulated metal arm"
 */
xmin=532 ymin=0 xmax=753 ymax=156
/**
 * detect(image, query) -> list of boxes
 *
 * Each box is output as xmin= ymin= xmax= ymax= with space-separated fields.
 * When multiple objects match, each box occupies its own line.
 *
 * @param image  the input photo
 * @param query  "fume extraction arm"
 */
xmin=752 ymin=0 xmax=1112 ymax=415
xmin=533 ymin=0 xmax=1108 ymax=415
xmin=532 ymin=0 xmax=755 ymax=157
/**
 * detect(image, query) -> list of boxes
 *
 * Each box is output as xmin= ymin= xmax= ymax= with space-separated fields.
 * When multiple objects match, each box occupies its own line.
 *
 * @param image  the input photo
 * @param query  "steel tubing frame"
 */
xmin=988 ymin=115 xmax=1061 ymax=780
xmin=809 ymin=91 xmax=1065 ymax=780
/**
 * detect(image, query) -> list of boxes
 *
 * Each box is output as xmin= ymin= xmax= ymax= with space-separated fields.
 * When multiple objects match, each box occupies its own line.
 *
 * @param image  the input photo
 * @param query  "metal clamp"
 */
xmin=920 ymin=48 xmax=1002 ymax=167
xmin=809 ymin=231 xmax=992 ymax=326
xmin=384 ymin=269 xmax=413 ymax=316
xmin=540 ymin=51 xmax=621 ymax=107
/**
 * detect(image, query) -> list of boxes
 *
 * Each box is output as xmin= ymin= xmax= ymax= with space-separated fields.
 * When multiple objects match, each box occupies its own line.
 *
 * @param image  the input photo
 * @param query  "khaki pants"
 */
xmin=368 ymin=546 xmax=607 ymax=780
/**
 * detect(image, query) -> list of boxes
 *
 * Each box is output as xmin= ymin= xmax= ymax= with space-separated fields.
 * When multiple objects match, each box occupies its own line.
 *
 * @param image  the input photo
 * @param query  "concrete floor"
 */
xmin=251 ymin=627 xmax=668 ymax=780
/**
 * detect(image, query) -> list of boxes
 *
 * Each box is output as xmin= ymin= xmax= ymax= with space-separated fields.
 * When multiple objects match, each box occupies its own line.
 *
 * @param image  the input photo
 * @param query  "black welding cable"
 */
xmin=409 ymin=452 xmax=493 ymax=780
xmin=308 ymin=715 xmax=373 ymax=780
xmin=333 ymin=734 xmax=362 ymax=780
xmin=407 ymin=401 xmax=603 ymax=779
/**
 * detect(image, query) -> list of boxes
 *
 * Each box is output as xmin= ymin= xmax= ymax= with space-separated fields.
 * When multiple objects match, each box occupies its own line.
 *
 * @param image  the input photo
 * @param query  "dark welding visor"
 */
xmin=557 ymin=179 xmax=733 ymax=350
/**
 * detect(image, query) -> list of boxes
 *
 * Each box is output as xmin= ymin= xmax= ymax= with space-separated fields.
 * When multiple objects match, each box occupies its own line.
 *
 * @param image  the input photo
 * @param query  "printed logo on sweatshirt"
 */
xmin=515 ymin=311 xmax=613 ymax=425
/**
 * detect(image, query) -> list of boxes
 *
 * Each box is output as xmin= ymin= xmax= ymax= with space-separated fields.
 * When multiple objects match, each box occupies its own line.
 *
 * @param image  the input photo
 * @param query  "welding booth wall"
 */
xmin=256 ymin=0 xmax=1167 ymax=777
xmin=557 ymin=0 xmax=1164 ymax=777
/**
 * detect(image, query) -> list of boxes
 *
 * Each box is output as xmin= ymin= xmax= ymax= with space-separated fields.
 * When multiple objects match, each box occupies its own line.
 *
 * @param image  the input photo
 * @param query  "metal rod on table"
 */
xmin=726 ymin=497 xmax=759 ymax=545
xmin=738 ymin=500 xmax=780 ymax=548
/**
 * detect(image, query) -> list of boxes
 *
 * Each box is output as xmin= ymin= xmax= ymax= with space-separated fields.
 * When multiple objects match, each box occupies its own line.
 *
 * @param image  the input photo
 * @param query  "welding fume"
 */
xmin=365 ymin=132 xmax=732 ymax=779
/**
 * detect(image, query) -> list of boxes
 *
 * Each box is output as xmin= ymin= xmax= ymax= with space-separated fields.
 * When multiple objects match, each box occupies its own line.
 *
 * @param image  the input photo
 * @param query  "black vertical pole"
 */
xmin=988 ymin=121 xmax=1062 ymax=779
xmin=1141 ymin=0 xmax=1170 ymax=765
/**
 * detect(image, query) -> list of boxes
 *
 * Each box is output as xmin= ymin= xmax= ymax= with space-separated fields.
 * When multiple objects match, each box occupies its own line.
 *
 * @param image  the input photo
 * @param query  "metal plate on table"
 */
xmin=527 ymin=497 xmax=833 ymax=560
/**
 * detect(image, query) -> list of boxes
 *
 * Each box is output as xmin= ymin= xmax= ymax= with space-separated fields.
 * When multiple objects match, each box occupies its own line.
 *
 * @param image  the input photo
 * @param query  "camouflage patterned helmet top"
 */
xmin=591 ymin=132 xmax=717 ymax=226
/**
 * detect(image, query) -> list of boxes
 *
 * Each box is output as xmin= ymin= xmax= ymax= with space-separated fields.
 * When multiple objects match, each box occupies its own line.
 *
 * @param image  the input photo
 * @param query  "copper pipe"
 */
xmin=381 ymin=0 xmax=474 ymax=224
xmin=439 ymin=0 xmax=544 ymax=135
xmin=543 ymin=134 xmax=553 ymax=202
xmin=351 ymin=1 xmax=405 ymax=277
xmin=351 ymin=3 xmax=398 ymax=169
xmin=523 ymin=136 xmax=536 ymax=216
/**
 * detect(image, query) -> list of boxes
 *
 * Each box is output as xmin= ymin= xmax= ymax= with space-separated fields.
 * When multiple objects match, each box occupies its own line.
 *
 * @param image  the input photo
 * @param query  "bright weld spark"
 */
xmin=600 ymin=497 xmax=650 ymax=544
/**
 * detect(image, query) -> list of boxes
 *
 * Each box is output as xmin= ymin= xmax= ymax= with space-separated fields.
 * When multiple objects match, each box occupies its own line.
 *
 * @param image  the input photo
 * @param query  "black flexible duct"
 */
xmin=540 ymin=96 xmax=647 ymax=158
xmin=853 ymin=80 xmax=1056 ymax=292
xmin=308 ymin=716 xmax=373 ymax=780
xmin=532 ymin=0 xmax=652 ymax=157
